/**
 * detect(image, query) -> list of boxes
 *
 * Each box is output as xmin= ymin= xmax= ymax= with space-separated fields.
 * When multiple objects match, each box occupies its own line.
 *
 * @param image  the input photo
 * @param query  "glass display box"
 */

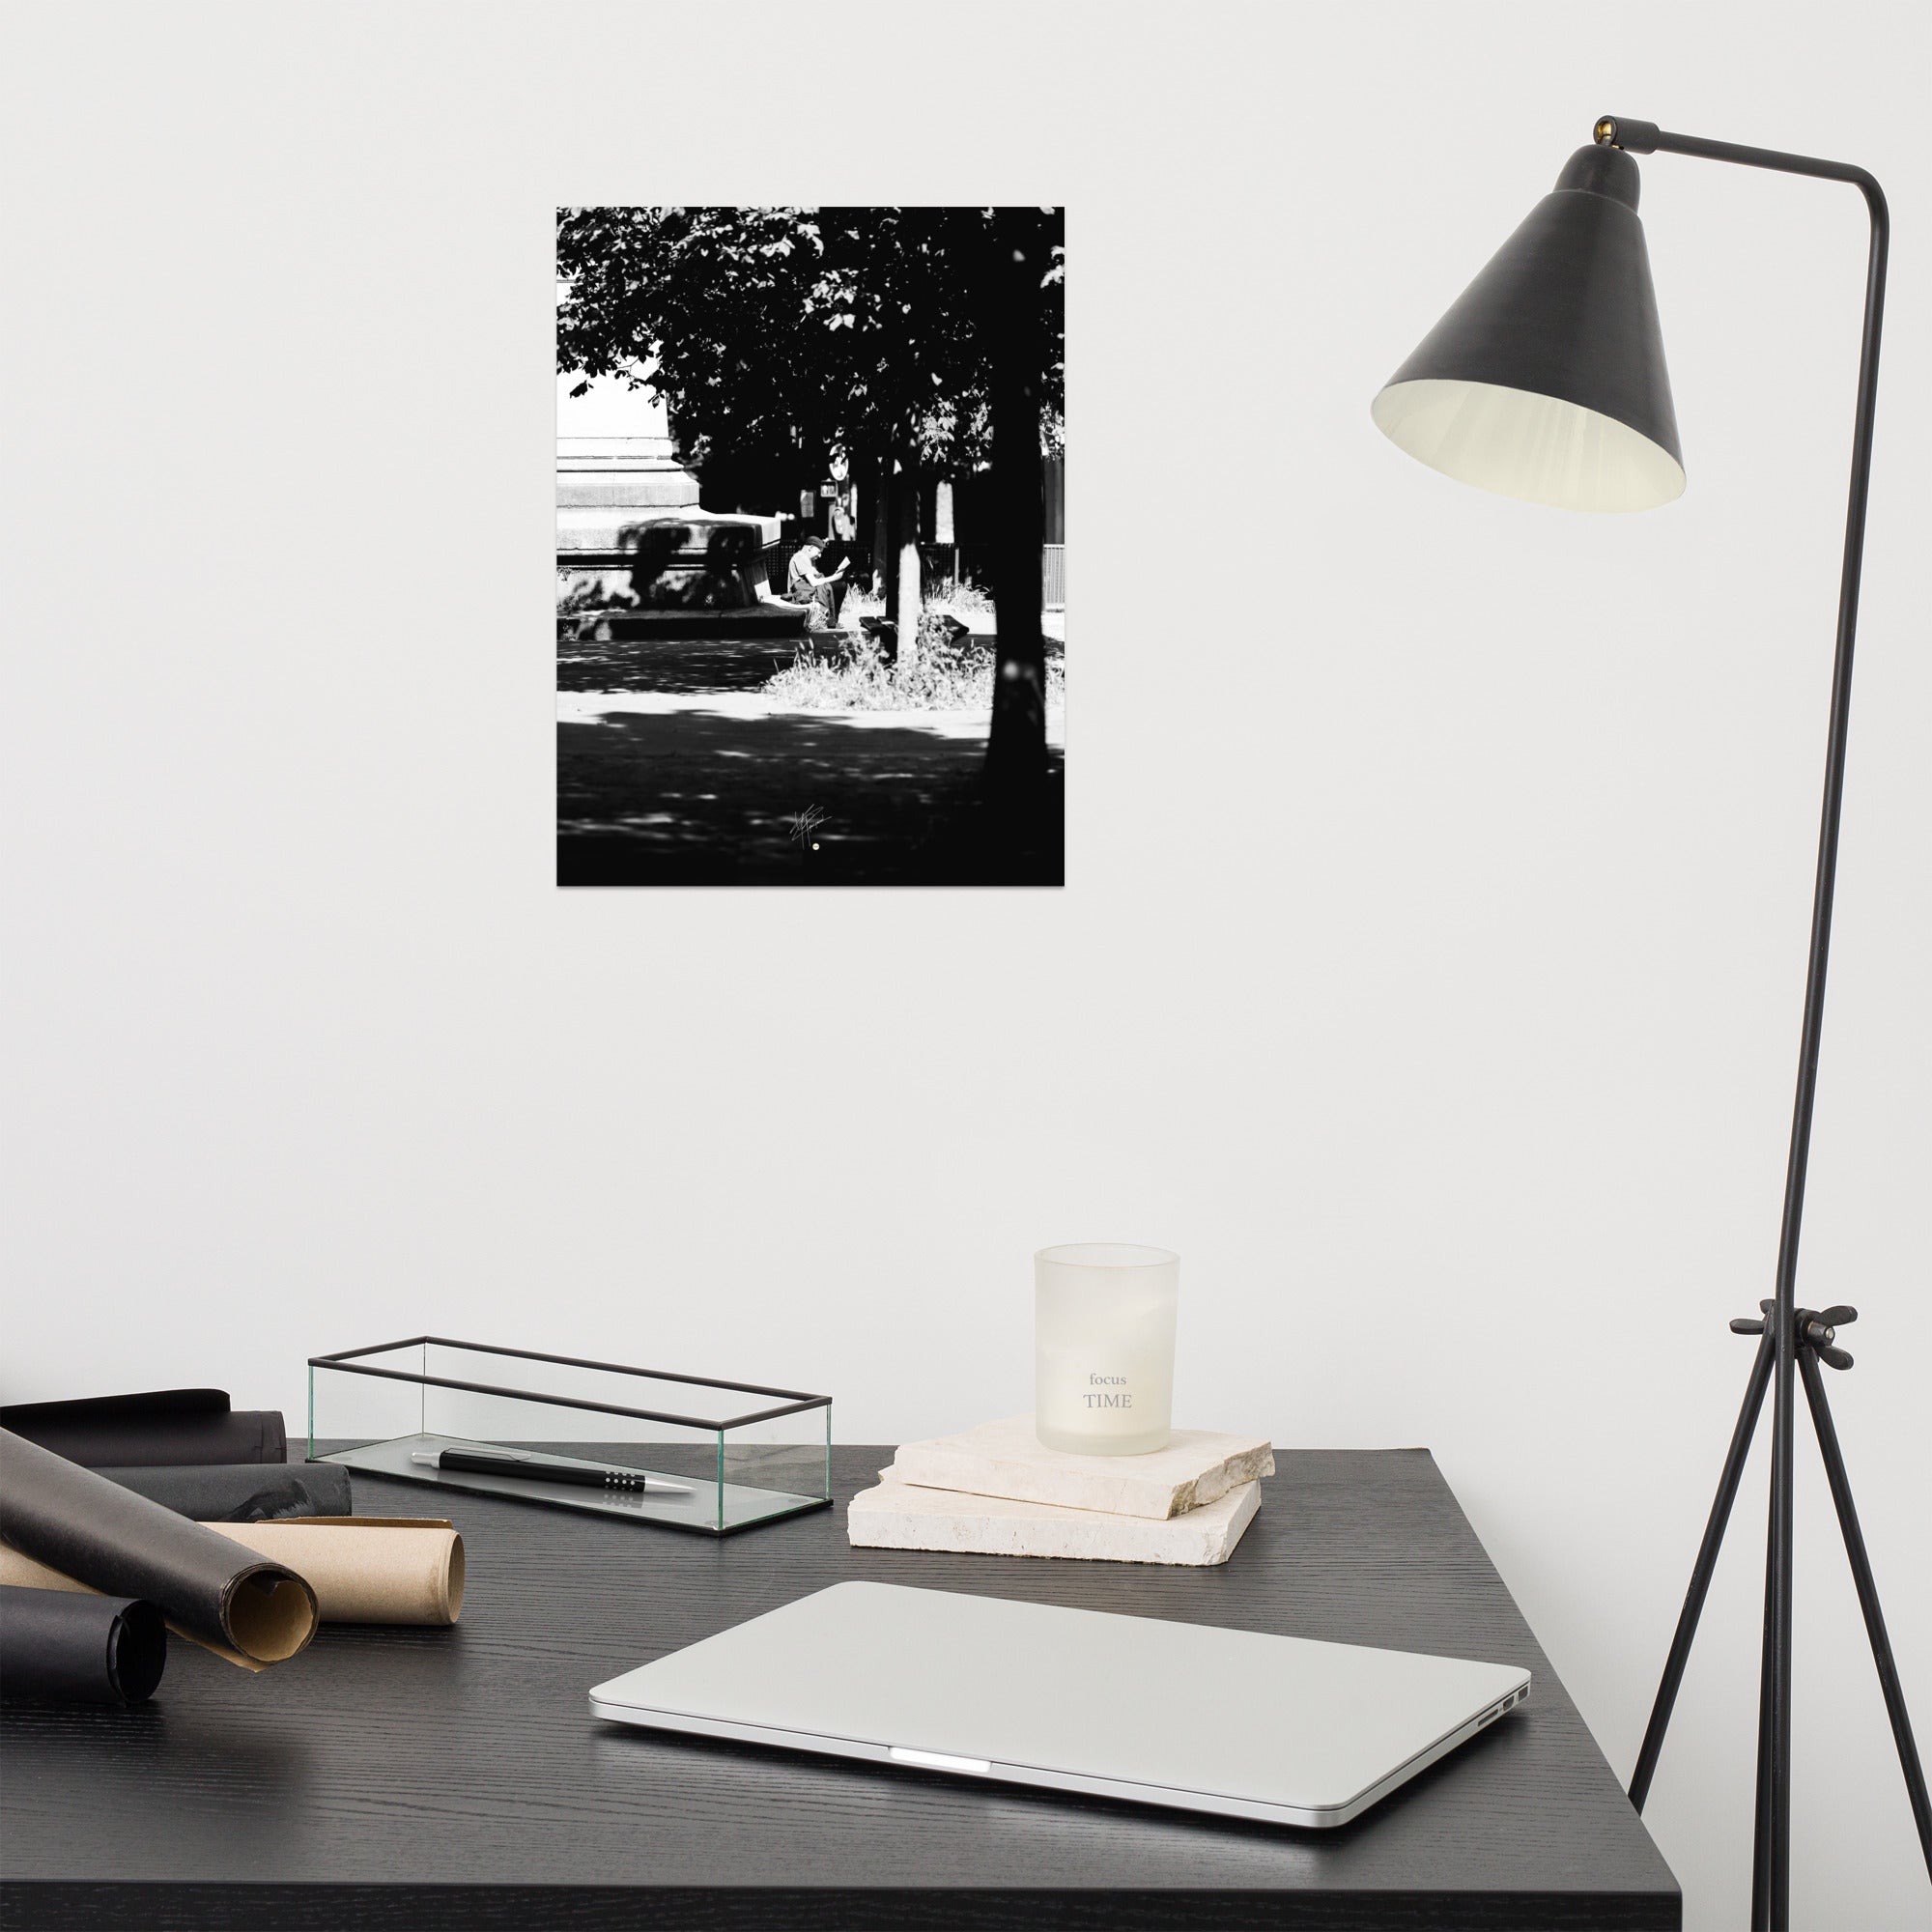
xmin=308 ymin=1337 xmax=832 ymax=1535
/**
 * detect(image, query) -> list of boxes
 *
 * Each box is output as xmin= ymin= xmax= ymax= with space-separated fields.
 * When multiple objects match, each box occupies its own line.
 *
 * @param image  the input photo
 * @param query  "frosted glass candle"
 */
xmin=1034 ymin=1243 xmax=1179 ymax=1456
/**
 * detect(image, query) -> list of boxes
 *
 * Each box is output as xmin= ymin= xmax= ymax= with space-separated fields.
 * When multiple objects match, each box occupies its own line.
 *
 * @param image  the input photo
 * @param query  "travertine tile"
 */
xmin=890 ymin=1415 xmax=1274 ymax=1520
xmin=848 ymin=1467 xmax=1262 ymax=1566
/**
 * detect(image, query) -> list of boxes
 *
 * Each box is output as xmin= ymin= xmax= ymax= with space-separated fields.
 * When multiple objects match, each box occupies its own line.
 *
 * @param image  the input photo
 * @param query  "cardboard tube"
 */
xmin=200 ymin=1520 xmax=465 ymax=1626
xmin=0 ymin=1429 xmax=316 ymax=1669
xmin=0 ymin=1520 xmax=465 ymax=1634
xmin=0 ymin=1543 xmax=282 ymax=1672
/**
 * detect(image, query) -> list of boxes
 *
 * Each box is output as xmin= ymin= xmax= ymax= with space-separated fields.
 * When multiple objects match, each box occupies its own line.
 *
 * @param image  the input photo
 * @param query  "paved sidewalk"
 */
xmin=558 ymin=693 xmax=1065 ymax=886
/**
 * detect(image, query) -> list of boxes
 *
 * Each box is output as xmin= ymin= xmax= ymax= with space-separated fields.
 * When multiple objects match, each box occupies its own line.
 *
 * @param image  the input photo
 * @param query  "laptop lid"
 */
xmin=589 ymin=1580 xmax=1530 ymax=1828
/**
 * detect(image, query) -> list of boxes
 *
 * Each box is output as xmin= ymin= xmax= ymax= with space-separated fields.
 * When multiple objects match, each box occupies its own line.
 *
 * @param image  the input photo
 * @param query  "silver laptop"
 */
xmin=589 ymin=1580 xmax=1530 ymax=1828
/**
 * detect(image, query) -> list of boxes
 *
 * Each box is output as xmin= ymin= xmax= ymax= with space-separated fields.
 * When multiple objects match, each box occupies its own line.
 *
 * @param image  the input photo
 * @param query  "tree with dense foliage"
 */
xmin=556 ymin=206 xmax=1063 ymax=798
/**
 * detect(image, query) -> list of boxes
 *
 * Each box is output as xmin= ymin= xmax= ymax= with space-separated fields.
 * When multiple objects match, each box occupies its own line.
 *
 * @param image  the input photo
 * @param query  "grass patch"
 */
xmin=763 ymin=625 xmax=1066 ymax=712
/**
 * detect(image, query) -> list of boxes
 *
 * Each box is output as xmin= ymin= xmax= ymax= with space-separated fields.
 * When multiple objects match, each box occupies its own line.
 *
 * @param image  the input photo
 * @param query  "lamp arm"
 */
xmin=1598 ymin=114 xmax=1890 ymax=1932
xmin=1595 ymin=115 xmax=1885 ymax=207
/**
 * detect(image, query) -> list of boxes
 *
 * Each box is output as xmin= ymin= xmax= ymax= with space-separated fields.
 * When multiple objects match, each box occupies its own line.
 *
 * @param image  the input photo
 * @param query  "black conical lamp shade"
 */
xmin=1373 ymin=145 xmax=1684 ymax=512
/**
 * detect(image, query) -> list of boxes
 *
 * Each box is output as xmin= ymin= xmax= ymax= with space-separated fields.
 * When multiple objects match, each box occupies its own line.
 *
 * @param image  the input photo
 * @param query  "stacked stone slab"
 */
xmin=847 ymin=1417 xmax=1274 ymax=1567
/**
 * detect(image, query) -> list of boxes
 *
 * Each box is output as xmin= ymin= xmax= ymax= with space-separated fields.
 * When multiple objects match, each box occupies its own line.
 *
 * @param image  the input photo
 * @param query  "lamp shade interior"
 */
xmin=1372 ymin=377 xmax=1685 ymax=512
xmin=1373 ymin=143 xmax=1684 ymax=514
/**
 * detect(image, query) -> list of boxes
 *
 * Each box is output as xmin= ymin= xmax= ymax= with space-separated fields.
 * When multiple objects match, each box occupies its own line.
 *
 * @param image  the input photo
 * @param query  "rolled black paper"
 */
xmin=0 ymin=1430 xmax=317 ymax=1667
xmin=95 ymin=1462 xmax=353 ymax=1522
xmin=0 ymin=1585 xmax=166 ymax=1705
xmin=0 ymin=1390 xmax=286 ymax=1467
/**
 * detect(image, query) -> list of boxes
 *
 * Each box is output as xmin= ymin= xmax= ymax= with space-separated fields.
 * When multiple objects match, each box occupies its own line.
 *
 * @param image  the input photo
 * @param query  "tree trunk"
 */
xmin=870 ymin=450 xmax=892 ymax=600
xmin=894 ymin=455 xmax=923 ymax=669
xmin=983 ymin=210 xmax=1049 ymax=795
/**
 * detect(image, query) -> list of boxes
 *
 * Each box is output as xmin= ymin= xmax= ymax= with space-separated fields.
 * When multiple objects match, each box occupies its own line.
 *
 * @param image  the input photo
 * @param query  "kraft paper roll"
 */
xmin=99 ymin=1462 xmax=353 ymax=1522
xmin=0 ymin=1430 xmax=316 ymax=1670
xmin=0 ymin=1584 xmax=168 ymax=1705
xmin=0 ymin=1522 xmax=463 ymax=1630
xmin=201 ymin=1520 xmax=466 ymax=1626
xmin=0 ymin=1390 xmax=286 ymax=1467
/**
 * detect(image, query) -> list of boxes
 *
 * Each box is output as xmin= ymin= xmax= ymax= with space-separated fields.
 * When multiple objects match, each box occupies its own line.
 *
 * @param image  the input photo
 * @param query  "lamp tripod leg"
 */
xmin=1797 ymin=1349 xmax=1932 ymax=1876
xmin=1613 ymin=1282 xmax=1924 ymax=1914
xmin=1752 ymin=1449 xmax=1783 ymax=1931
xmin=1765 ymin=1302 xmax=1799 ymax=1932
xmin=1630 ymin=1326 xmax=1776 ymax=1810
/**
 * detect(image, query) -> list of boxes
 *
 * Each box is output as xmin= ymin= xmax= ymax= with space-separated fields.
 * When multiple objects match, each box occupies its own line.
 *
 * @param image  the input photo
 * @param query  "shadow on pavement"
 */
xmin=558 ymin=634 xmax=802 ymax=696
xmin=558 ymin=705 xmax=1063 ymax=887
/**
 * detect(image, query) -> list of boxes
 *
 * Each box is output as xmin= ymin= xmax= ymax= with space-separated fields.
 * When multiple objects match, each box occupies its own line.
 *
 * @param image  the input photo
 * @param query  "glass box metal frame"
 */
xmin=308 ymin=1336 xmax=832 ymax=1535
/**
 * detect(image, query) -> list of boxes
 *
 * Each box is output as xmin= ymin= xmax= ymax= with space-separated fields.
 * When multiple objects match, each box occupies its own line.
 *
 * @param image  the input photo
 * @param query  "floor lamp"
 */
xmin=1370 ymin=116 xmax=1930 ymax=1931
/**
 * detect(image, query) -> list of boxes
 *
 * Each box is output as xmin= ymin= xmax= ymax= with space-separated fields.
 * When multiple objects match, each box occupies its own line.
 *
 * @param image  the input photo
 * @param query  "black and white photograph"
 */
xmin=556 ymin=207 xmax=1065 ymax=886
xmin=7 ymin=7 xmax=1932 ymax=1932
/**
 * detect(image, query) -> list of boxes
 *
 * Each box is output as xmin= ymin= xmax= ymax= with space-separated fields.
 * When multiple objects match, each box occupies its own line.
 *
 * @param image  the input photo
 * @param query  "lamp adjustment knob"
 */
xmin=1594 ymin=115 xmax=1662 ymax=154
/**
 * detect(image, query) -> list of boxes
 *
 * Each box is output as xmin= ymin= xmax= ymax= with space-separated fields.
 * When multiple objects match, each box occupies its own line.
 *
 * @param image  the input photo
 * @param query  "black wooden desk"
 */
xmin=2 ymin=1447 xmax=1679 ymax=1930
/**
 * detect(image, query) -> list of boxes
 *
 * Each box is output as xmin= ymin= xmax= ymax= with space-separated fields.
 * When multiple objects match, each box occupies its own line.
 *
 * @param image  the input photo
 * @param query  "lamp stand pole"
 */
xmin=1591 ymin=120 xmax=1928 ymax=1931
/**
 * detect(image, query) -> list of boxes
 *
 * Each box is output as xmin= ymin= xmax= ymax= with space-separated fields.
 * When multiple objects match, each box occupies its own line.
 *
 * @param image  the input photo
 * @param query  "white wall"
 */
xmin=3 ymin=4 xmax=1927 ymax=1925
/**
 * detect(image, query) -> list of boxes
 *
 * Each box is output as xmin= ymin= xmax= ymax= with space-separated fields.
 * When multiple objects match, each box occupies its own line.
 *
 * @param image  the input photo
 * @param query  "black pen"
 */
xmin=411 ymin=1446 xmax=690 ymax=1495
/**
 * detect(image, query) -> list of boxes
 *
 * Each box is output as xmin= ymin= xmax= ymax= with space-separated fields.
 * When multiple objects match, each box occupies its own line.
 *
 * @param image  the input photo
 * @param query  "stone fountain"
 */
xmin=556 ymin=375 xmax=806 ymax=639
